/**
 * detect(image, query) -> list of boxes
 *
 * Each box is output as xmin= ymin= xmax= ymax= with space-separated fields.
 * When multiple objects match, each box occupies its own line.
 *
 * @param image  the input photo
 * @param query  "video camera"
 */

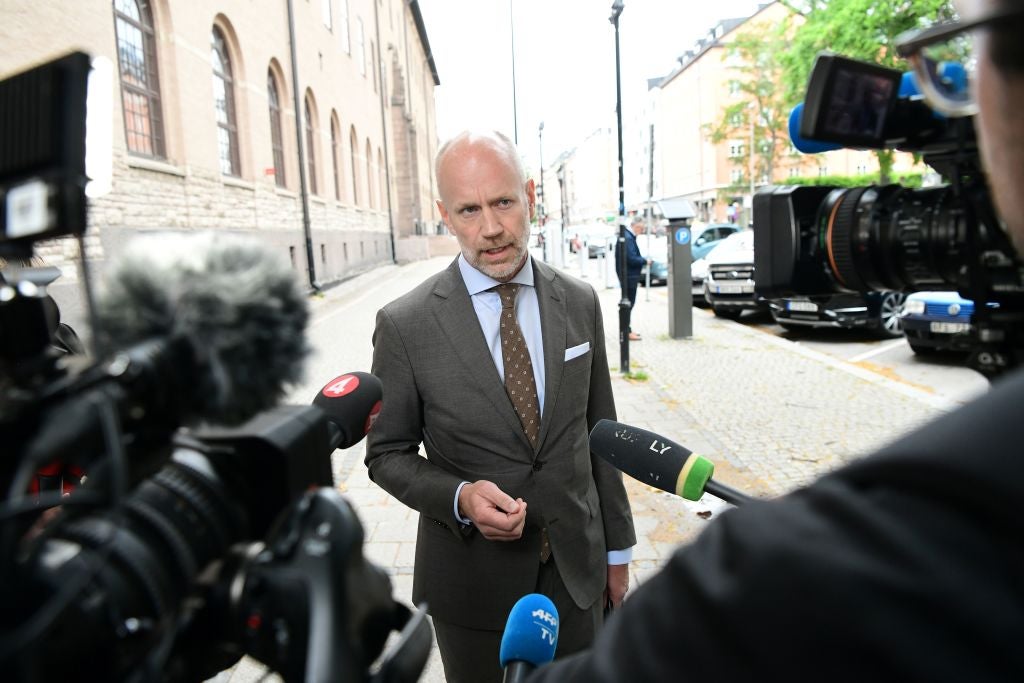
xmin=753 ymin=52 xmax=1024 ymax=376
xmin=0 ymin=53 xmax=430 ymax=682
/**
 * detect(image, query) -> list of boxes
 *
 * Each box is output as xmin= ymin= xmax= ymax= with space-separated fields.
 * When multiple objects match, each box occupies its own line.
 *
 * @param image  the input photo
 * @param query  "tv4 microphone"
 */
xmin=499 ymin=593 xmax=559 ymax=683
xmin=589 ymin=419 xmax=755 ymax=507
xmin=312 ymin=371 xmax=383 ymax=449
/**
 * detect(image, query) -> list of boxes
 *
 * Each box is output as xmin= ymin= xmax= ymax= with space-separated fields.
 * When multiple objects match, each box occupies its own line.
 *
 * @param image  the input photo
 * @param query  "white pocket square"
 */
xmin=564 ymin=342 xmax=591 ymax=362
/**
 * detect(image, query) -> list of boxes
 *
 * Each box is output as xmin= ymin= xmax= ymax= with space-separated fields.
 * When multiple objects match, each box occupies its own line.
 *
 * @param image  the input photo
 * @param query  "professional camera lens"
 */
xmin=817 ymin=184 xmax=967 ymax=293
xmin=17 ymin=451 xmax=249 ymax=682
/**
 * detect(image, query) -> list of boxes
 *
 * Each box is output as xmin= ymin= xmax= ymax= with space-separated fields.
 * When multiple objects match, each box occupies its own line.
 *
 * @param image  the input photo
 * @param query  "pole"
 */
xmin=749 ymin=103 xmax=755 ymax=227
xmin=539 ymin=121 xmax=546 ymax=261
xmin=610 ymin=1 xmax=628 ymax=376
xmin=286 ymin=0 xmax=318 ymax=292
xmin=510 ymin=0 xmax=518 ymax=145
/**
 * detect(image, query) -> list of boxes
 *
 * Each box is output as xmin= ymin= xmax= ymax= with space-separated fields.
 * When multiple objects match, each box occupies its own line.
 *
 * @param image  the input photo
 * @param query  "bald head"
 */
xmin=435 ymin=130 xmax=526 ymax=203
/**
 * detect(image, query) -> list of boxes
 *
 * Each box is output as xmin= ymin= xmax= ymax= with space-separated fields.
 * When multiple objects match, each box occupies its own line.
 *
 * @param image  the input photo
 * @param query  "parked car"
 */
xmin=640 ymin=223 xmax=739 ymax=286
xmin=691 ymin=223 xmax=741 ymax=261
xmin=703 ymin=230 xmax=764 ymax=319
xmin=899 ymin=290 xmax=986 ymax=354
xmin=691 ymin=255 xmax=710 ymax=304
xmin=638 ymin=239 xmax=668 ymax=285
xmin=768 ymin=291 xmax=907 ymax=338
xmin=568 ymin=223 xmax=617 ymax=258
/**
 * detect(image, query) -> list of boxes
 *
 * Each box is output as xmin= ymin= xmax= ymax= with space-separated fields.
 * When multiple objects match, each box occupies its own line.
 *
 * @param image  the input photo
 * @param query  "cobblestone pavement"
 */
xmin=217 ymin=254 xmax=962 ymax=682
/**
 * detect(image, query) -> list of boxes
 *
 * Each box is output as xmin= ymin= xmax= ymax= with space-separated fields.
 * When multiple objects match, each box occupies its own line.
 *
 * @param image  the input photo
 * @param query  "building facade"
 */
xmin=652 ymin=1 xmax=920 ymax=226
xmin=0 ymin=0 xmax=448 ymax=305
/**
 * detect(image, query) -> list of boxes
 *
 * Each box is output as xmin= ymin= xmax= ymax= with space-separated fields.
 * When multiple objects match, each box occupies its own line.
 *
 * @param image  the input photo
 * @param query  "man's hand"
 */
xmin=459 ymin=480 xmax=527 ymax=541
xmin=604 ymin=563 xmax=630 ymax=610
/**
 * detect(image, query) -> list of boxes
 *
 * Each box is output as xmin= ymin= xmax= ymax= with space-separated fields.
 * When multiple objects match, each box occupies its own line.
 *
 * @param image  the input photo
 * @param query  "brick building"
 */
xmin=0 ymin=0 xmax=451 ymax=311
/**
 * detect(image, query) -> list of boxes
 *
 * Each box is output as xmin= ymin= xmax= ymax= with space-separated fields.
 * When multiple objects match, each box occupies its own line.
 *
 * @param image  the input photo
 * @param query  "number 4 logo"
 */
xmin=323 ymin=374 xmax=359 ymax=397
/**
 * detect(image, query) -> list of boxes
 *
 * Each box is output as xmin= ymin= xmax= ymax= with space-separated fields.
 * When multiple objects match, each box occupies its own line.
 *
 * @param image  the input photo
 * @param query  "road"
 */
xmin=564 ymin=250 xmax=991 ymax=409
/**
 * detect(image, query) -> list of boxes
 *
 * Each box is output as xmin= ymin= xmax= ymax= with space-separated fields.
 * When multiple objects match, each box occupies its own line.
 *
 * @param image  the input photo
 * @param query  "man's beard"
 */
xmin=465 ymin=234 xmax=528 ymax=281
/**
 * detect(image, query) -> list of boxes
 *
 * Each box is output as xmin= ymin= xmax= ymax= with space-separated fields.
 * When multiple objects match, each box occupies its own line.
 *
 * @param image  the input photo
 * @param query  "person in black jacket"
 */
xmin=528 ymin=1 xmax=1024 ymax=680
xmin=614 ymin=215 xmax=650 ymax=341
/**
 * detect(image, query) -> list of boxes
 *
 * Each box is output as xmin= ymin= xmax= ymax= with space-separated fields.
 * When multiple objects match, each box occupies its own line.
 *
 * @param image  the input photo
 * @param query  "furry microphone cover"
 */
xmin=94 ymin=231 xmax=310 ymax=424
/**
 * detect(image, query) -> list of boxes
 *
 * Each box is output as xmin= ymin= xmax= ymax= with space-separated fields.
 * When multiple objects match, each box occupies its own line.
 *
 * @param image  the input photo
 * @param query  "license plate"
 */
xmin=787 ymin=300 xmax=818 ymax=312
xmin=715 ymin=283 xmax=753 ymax=294
xmin=930 ymin=321 xmax=970 ymax=334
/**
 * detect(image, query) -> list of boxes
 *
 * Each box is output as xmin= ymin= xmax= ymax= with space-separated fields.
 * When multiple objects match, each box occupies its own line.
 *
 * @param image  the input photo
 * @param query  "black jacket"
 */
xmin=529 ymin=368 xmax=1024 ymax=682
xmin=614 ymin=229 xmax=646 ymax=284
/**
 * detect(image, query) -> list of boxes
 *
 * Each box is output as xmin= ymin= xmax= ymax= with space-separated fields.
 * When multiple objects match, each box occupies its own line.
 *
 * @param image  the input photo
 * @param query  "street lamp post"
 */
xmin=610 ymin=0 xmax=629 ymax=376
xmin=538 ymin=121 xmax=547 ymax=261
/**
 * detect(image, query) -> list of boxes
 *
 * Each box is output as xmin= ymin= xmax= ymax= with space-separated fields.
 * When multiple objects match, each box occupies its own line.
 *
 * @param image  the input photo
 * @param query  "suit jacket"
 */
xmin=528 ymin=367 xmax=1024 ymax=682
xmin=366 ymin=257 xmax=636 ymax=629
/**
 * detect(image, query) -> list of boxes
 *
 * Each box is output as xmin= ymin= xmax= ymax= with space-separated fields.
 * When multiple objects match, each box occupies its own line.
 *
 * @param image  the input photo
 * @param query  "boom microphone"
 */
xmin=589 ymin=419 xmax=755 ymax=507
xmin=499 ymin=593 xmax=559 ymax=683
xmin=312 ymin=371 xmax=383 ymax=449
xmin=15 ymin=232 xmax=309 ymax=480
xmin=95 ymin=230 xmax=309 ymax=424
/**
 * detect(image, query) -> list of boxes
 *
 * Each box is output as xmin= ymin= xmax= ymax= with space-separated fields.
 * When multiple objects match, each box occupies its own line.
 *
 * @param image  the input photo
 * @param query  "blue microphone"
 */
xmin=788 ymin=103 xmax=842 ymax=154
xmin=499 ymin=593 xmax=559 ymax=683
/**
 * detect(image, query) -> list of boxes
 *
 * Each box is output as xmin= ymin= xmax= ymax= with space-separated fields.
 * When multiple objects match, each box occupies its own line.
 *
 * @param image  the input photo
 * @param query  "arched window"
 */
xmin=267 ymin=69 xmax=286 ymax=187
xmin=304 ymin=93 xmax=318 ymax=195
xmin=113 ymin=0 xmax=165 ymax=157
xmin=211 ymin=27 xmax=240 ymax=176
xmin=365 ymin=138 xmax=374 ymax=209
xmin=331 ymin=113 xmax=342 ymax=201
xmin=349 ymin=125 xmax=359 ymax=205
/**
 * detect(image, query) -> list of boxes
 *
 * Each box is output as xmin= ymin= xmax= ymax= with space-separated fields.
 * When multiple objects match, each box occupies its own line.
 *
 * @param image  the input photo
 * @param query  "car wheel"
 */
xmin=876 ymin=291 xmax=906 ymax=338
xmin=713 ymin=306 xmax=743 ymax=321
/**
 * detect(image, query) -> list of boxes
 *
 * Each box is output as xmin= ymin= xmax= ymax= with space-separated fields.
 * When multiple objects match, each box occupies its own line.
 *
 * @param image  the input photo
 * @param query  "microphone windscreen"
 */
xmin=95 ymin=231 xmax=309 ymax=424
xmin=312 ymin=371 xmax=383 ymax=449
xmin=498 ymin=593 xmax=559 ymax=668
xmin=589 ymin=419 xmax=714 ymax=501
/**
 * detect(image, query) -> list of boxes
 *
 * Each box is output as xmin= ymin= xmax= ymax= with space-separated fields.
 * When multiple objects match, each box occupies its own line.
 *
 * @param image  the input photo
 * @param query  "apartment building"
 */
xmin=650 ymin=2 xmax=919 ymax=226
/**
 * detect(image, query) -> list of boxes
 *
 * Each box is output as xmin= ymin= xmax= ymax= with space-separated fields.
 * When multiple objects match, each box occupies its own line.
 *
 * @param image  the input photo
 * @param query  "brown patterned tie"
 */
xmin=495 ymin=283 xmax=541 ymax=446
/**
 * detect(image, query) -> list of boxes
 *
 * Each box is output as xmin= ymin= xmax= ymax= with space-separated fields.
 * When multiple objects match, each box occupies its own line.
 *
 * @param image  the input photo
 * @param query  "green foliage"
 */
xmin=776 ymin=171 xmax=924 ymax=187
xmin=779 ymin=0 xmax=957 ymax=105
xmin=706 ymin=17 xmax=795 ymax=187
xmin=778 ymin=0 xmax=955 ymax=183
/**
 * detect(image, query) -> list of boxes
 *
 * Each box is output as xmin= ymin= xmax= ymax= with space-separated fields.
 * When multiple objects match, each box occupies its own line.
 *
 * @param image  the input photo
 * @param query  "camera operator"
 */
xmin=527 ymin=1 xmax=1024 ymax=680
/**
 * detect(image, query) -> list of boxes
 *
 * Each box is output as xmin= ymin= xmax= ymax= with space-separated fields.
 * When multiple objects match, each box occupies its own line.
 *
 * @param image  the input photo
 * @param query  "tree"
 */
xmin=778 ymin=0 xmax=956 ymax=183
xmin=707 ymin=18 xmax=794 ymax=200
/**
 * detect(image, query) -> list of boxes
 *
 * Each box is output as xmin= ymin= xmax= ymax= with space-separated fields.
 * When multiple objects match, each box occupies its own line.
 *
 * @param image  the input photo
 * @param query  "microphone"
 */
xmin=18 ymin=232 xmax=310 ymax=477
xmin=788 ymin=103 xmax=842 ymax=154
xmin=589 ymin=419 xmax=755 ymax=507
xmin=499 ymin=593 xmax=559 ymax=683
xmin=311 ymin=371 xmax=383 ymax=449
xmin=94 ymin=230 xmax=309 ymax=425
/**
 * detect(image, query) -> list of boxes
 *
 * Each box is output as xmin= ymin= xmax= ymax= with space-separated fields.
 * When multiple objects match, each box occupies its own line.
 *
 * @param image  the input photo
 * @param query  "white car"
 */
xmin=703 ymin=230 xmax=764 ymax=319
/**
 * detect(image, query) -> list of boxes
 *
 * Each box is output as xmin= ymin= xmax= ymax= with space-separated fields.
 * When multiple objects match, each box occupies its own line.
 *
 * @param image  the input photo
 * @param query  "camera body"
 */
xmin=0 ymin=53 xmax=430 ymax=682
xmin=754 ymin=53 xmax=1024 ymax=374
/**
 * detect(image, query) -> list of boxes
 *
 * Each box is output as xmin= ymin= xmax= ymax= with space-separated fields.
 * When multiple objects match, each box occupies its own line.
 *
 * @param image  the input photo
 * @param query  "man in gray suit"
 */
xmin=365 ymin=130 xmax=636 ymax=682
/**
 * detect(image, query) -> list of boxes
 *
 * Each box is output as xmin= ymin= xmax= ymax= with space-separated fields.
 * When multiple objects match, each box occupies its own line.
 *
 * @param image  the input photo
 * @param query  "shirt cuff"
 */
xmin=607 ymin=547 xmax=633 ymax=565
xmin=454 ymin=481 xmax=473 ymax=525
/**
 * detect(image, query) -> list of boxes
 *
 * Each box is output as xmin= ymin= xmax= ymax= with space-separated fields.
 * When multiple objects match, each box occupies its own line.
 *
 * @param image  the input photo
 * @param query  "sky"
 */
xmin=417 ymin=0 xmax=763 ymax=172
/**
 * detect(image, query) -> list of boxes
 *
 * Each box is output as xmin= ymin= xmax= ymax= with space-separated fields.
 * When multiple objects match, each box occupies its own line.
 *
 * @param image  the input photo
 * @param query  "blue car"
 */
xmin=899 ymin=291 xmax=983 ymax=354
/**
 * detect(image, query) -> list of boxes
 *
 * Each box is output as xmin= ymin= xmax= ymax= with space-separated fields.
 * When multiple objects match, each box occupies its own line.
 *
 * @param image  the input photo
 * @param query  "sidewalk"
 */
xmin=223 ymin=253 xmax=954 ymax=682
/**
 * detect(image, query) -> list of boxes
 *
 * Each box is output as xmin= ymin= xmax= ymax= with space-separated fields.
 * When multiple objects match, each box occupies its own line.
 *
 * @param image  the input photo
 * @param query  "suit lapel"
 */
xmin=432 ymin=259 xmax=534 ymax=453
xmin=534 ymin=261 xmax=566 ymax=454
